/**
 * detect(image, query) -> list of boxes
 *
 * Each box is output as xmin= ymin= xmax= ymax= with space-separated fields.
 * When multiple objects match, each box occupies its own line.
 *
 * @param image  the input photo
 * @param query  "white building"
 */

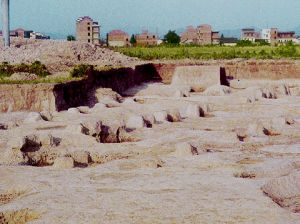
xmin=30 ymin=32 xmax=50 ymax=40
xmin=261 ymin=29 xmax=271 ymax=43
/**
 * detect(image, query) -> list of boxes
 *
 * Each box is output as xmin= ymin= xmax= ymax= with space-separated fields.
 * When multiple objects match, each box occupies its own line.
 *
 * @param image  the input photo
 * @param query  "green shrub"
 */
xmin=236 ymin=40 xmax=254 ymax=47
xmin=71 ymin=64 xmax=92 ymax=78
xmin=67 ymin=35 xmax=76 ymax=41
xmin=28 ymin=61 xmax=51 ymax=77
xmin=0 ymin=61 xmax=51 ymax=78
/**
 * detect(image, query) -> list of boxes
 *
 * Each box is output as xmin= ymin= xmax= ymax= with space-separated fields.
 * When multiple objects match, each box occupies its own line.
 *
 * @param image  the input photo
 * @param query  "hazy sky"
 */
xmin=1 ymin=0 xmax=300 ymax=38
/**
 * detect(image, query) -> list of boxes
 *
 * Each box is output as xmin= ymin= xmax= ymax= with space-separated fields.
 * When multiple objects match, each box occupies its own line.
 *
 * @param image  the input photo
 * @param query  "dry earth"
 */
xmin=0 ymin=39 xmax=299 ymax=223
xmin=0 ymin=38 xmax=142 ymax=72
xmin=0 ymin=75 xmax=300 ymax=223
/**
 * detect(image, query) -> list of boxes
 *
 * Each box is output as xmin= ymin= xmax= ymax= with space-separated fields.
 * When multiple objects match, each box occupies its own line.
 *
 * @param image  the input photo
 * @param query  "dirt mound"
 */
xmin=262 ymin=171 xmax=300 ymax=213
xmin=0 ymin=38 xmax=141 ymax=72
xmin=5 ymin=73 xmax=38 ymax=81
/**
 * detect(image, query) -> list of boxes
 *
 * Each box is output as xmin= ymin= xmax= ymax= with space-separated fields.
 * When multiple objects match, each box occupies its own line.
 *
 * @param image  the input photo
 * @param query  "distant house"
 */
xmin=180 ymin=26 xmax=198 ymax=44
xmin=108 ymin=30 xmax=129 ymax=47
xmin=0 ymin=28 xmax=49 ymax=39
xmin=76 ymin=16 xmax=100 ymax=44
xmin=261 ymin=29 xmax=271 ymax=43
xmin=241 ymin=28 xmax=260 ymax=42
xmin=294 ymin=36 xmax=300 ymax=45
xmin=180 ymin=25 xmax=220 ymax=45
xmin=212 ymin=31 xmax=221 ymax=45
xmin=136 ymin=30 xmax=158 ymax=46
xmin=261 ymin=28 xmax=296 ymax=45
xmin=0 ymin=28 xmax=26 ymax=38
xmin=221 ymin=37 xmax=238 ymax=46
xmin=30 ymin=32 xmax=50 ymax=40
xmin=277 ymin=31 xmax=295 ymax=44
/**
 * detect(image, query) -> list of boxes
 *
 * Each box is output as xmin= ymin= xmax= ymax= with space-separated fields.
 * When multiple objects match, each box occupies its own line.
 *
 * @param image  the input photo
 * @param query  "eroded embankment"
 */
xmin=154 ymin=60 xmax=300 ymax=83
xmin=0 ymin=64 xmax=160 ymax=112
xmin=1 ymin=60 xmax=300 ymax=112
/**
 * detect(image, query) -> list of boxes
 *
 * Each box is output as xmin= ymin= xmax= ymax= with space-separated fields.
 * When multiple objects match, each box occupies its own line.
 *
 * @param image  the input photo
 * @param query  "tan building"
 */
xmin=76 ymin=16 xmax=100 ymax=44
xmin=180 ymin=26 xmax=197 ymax=44
xmin=180 ymin=25 xmax=220 ymax=45
xmin=108 ymin=30 xmax=129 ymax=47
xmin=241 ymin=28 xmax=260 ymax=42
xmin=136 ymin=30 xmax=158 ymax=46
xmin=265 ymin=28 xmax=296 ymax=45
xmin=212 ymin=31 xmax=221 ymax=45
xmin=277 ymin=31 xmax=295 ymax=44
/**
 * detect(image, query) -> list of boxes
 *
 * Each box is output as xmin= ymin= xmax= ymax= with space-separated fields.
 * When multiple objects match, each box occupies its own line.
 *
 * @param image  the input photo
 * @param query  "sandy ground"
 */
xmin=0 ymin=78 xmax=300 ymax=223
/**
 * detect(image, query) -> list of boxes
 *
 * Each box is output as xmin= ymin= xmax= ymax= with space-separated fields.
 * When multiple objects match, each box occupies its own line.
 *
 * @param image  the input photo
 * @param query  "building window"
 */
xmin=87 ymin=22 xmax=90 ymax=25
xmin=88 ymin=33 xmax=90 ymax=36
xmin=88 ymin=39 xmax=90 ymax=43
xmin=153 ymin=35 xmax=155 ymax=38
xmin=88 ymin=27 xmax=90 ymax=31
xmin=147 ymin=36 xmax=149 ymax=39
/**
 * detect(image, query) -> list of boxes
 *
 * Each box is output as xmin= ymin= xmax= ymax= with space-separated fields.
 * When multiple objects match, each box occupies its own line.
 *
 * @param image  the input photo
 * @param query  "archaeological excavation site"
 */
xmin=0 ymin=39 xmax=300 ymax=223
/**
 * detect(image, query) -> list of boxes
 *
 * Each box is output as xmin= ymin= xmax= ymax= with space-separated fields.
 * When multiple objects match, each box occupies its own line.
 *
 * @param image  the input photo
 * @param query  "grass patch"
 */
xmin=115 ymin=44 xmax=300 ymax=60
xmin=0 ymin=76 xmax=81 ymax=84
xmin=0 ymin=61 xmax=51 ymax=78
xmin=70 ymin=64 xmax=122 ymax=78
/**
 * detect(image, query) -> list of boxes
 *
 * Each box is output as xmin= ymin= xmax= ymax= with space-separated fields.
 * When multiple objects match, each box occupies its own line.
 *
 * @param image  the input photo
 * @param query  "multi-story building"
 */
xmin=180 ymin=24 xmax=220 ymax=45
xmin=136 ymin=30 xmax=158 ymax=46
xmin=270 ymin=28 xmax=279 ymax=45
xmin=241 ymin=28 xmax=260 ymax=42
xmin=261 ymin=29 xmax=271 ymax=42
xmin=107 ymin=30 xmax=129 ymax=47
xmin=76 ymin=16 xmax=100 ymax=44
xmin=198 ymin=24 xmax=213 ymax=45
xmin=277 ymin=31 xmax=295 ymax=44
xmin=180 ymin=26 xmax=198 ymax=44
xmin=261 ymin=28 xmax=296 ymax=45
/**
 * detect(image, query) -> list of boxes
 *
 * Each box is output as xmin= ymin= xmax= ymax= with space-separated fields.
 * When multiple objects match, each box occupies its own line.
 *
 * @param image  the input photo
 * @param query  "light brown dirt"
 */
xmin=1 ymin=77 xmax=300 ymax=223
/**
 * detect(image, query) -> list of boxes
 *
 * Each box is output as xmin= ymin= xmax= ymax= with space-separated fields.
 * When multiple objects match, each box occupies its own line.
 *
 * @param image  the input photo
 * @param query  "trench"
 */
xmin=1 ymin=60 xmax=300 ymax=112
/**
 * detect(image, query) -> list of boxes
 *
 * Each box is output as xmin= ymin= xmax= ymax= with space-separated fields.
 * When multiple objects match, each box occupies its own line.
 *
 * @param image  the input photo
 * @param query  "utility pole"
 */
xmin=2 ymin=0 xmax=10 ymax=47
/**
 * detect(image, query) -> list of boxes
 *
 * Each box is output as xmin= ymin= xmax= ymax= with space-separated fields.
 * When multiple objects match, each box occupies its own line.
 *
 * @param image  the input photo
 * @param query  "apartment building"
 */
xmin=136 ymin=30 xmax=158 ymax=46
xmin=180 ymin=26 xmax=197 ymax=44
xmin=277 ymin=31 xmax=295 ymax=44
xmin=180 ymin=24 xmax=220 ymax=45
xmin=261 ymin=29 xmax=271 ymax=42
xmin=108 ymin=30 xmax=129 ymax=47
xmin=260 ymin=28 xmax=296 ymax=45
xmin=241 ymin=28 xmax=260 ymax=42
xmin=76 ymin=16 xmax=100 ymax=44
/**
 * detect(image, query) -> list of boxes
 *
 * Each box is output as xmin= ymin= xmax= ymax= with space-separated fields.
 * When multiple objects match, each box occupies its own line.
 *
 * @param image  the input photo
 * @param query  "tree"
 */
xmin=130 ymin=34 xmax=136 ymax=46
xmin=164 ymin=30 xmax=180 ymax=44
xmin=67 ymin=35 xmax=76 ymax=41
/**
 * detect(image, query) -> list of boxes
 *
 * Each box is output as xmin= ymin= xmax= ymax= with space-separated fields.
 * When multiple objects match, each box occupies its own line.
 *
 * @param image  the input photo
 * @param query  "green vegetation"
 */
xmin=67 ymin=35 xmax=76 ymax=41
xmin=115 ymin=43 xmax=300 ymax=60
xmin=130 ymin=34 xmax=136 ymax=46
xmin=0 ymin=61 xmax=51 ymax=78
xmin=71 ymin=64 xmax=92 ymax=78
xmin=70 ymin=64 xmax=122 ymax=78
xmin=164 ymin=30 xmax=180 ymax=44
xmin=0 ymin=76 xmax=82 ymax=84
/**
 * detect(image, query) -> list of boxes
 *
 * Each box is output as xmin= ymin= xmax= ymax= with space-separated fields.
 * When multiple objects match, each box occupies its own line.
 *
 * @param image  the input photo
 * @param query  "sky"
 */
xmin=1 ymin=0 xmax=300 ymax=39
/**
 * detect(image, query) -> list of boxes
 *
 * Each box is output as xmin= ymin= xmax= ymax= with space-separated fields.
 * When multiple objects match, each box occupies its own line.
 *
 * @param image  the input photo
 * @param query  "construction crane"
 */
xmin=1 ymin=0 xmax=10 ymax=46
